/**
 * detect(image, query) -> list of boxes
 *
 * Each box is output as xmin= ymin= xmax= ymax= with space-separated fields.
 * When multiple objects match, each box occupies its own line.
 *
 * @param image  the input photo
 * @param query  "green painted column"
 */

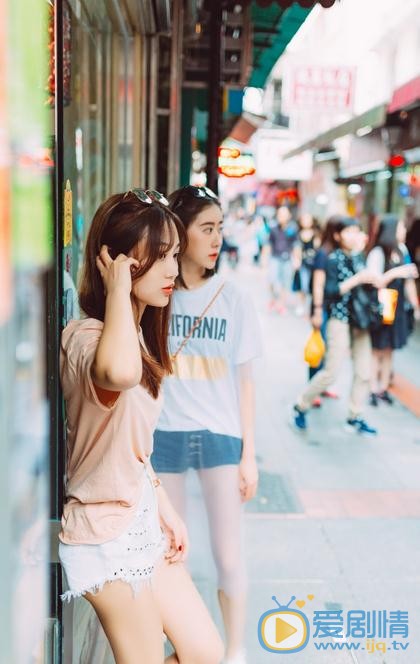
xmin=180 ymin=88 xmax=194 ymax=186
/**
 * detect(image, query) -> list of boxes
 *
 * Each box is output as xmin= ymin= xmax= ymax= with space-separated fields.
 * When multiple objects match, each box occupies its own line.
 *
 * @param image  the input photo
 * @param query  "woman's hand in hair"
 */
xmin=95 ymin=245 xmax=140 ymax=296
xmin=91 ymin=245 xmax=142 ymax=391
xmin=238 ymin=455 xmax=259 ymax=503
xmin=156 ymin=487 xmax=189 ymax=564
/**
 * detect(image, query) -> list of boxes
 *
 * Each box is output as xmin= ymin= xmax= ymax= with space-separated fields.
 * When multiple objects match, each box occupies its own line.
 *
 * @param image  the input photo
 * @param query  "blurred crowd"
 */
xmin=220 ymin=204 xmax=420 ymax=436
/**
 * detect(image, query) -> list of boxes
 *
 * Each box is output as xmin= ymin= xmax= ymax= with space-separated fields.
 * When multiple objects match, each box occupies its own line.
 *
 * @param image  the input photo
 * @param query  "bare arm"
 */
xmin=238 ymin=363 xmax=256 ymax=460
xmin=311 ymin=269 xmax=326 ymax=328
xmin=92 ymin=246 xmax=142 ymax=391
xmin=292 ymin=244 xmax=302 ymax=270
xmin=377 ymin=263 xmax=419 ymax=287
xmin=338 ymin=272 xmax=363 ymax=295
xmin=338 ymin=269 xmax=379 ymax=295
xmin=405 ymin=278 xmax=420 ymax=313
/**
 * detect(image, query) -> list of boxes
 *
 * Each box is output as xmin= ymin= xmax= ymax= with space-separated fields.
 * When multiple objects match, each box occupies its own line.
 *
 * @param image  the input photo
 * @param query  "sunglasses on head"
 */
xmin=124 ymin=188 xmax=170 ymax=207
xmin=173 ymin=185 xmax=218 ymax=208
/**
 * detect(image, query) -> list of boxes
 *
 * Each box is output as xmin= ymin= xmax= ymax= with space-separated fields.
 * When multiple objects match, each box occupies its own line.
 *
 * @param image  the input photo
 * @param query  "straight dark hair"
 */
xmin=168 ymin=188 xmax=222 ymax=286
xmin=373 ymin=213 xmax=402 ymax=268
xmin=331 ymin=215 xmax=360 ymax=249
xmin=321 ymin=215 xmax=349 ymax=253
xmin=79 ymin=192 xmax=186 ymax=398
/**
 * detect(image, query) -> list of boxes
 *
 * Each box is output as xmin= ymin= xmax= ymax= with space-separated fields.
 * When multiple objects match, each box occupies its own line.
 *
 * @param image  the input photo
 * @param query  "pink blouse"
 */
xmin=59 ymin=318 xmax=163 ymax=545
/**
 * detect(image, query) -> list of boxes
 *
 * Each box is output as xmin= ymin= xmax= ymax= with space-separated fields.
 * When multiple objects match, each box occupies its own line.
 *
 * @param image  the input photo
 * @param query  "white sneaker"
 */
xmin=223 ymin=649 xmax=247 ymax=664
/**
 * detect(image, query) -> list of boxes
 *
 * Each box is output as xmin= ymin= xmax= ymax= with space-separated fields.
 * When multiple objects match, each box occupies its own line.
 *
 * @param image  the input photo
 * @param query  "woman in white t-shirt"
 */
xmin=152 ymin=186 xmax=263 ymax=664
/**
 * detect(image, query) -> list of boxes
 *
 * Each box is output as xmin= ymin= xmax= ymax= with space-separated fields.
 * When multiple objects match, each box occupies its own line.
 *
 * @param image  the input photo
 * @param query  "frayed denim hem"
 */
xmin=60 ymin=574 xmax=154 ymax=603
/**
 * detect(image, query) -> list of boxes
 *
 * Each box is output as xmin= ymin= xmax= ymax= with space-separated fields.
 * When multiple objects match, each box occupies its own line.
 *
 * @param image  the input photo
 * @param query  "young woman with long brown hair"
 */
xmin=58 ymin=189 xmax=223 ymax=664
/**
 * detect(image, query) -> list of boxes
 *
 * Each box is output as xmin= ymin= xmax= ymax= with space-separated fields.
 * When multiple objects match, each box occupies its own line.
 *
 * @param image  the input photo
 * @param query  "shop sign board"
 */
xmin=286 ymin=65 xmax=356 ymax=113
xmin=253 ymin=130 xmax=312 ymax=182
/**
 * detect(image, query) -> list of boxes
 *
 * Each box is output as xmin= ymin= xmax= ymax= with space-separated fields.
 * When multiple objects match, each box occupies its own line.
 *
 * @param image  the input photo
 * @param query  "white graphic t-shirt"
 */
xmin=157 ymin=274 xmax=263 ymax=438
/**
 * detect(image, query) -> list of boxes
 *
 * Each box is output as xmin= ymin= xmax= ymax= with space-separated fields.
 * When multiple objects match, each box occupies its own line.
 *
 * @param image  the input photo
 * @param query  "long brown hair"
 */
xmin=79 ymin=192 xmax=186 ymax=398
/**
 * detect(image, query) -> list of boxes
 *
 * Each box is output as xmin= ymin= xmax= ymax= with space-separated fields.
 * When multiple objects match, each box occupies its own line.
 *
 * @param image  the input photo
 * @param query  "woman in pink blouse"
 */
xmin=59 ymin=189 xmax=223 ymax=664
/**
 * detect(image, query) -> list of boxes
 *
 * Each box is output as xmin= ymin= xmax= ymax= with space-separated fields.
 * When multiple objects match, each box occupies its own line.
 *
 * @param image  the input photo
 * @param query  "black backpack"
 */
xmin=349 ymin=285 xmax=383 ymax=330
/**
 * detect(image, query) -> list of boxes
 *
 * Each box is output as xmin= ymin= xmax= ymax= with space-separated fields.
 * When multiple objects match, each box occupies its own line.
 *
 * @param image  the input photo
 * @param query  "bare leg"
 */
xmin=278 ymin=286 xmax=286 ymax=310
xmin=156 ymin=473 xmax=224 ymax=663
xmin=198 ymin=466 xmax=247 ymax=659
xmin=85 ymin=580 xmax=164 ymax=664
xmin=218 ymin=590 xmax=247 ymax=659
xmin=379 ymin=348 xmax=393 ymax=392
xmin=153 ymin=560 xmax=225 ymax=664
xmin=158 ymin=472 xmax=187 ymax=519
xmin=371 ymin=349 xmax=381 ymax=393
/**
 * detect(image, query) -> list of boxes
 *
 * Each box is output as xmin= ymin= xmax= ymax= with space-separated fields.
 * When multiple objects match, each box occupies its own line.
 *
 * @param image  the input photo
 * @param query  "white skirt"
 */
xmin=59 ymin=473 xmax=167 ymax=602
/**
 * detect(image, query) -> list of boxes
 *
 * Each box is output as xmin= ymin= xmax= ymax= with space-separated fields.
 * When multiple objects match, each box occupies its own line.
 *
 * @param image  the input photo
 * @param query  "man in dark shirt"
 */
xmin=268 ymin=206 xmax=298 ymax=313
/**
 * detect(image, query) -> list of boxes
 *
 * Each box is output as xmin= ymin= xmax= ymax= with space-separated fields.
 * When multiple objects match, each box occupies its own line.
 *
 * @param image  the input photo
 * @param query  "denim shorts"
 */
xmin=151 ymin=430 xmax=242 ymax=472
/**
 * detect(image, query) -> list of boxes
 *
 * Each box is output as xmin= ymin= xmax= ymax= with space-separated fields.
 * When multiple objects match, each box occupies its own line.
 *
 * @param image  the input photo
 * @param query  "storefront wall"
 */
xmin=56 ymin=4 xmax=150 ymax=661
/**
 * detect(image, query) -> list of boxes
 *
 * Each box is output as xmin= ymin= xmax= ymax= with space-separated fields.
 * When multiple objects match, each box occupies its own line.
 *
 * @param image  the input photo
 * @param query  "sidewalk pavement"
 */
xmin=186 ymin=263 xmax=420 ymax=664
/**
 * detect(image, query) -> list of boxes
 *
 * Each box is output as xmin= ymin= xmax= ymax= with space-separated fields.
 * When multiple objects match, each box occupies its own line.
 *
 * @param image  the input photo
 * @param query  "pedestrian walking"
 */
xmin=267 ymin=205 xmax=299 ymax=313
xmin=308 ymin=216 xmax=343 ymax=406
xmin=367 ymin=214 xmax=419 ymax=406
xmin=59 ymin=189 xmax=223 ymax=664
xmin=253 ymin=213 xmax=270 ymax=265
xmin=152 ymin=185 xmax=263 ymax=664
xmin=292 ymin=217 xmax=379 ymax=435
xmin=294 ymin=212 xmax=320 ymax=316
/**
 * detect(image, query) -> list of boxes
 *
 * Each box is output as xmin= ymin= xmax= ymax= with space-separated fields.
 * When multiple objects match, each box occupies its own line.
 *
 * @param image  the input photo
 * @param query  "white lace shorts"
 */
xmin=59 ymin=474 xmax=167 ymax=602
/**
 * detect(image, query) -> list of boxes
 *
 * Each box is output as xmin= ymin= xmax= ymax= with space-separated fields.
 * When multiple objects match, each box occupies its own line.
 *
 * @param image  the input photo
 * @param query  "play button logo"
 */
xmin=258 ymin=597 xmax=310 ymax=653
xmin=276 ymin=616 xmax=298 ymax=643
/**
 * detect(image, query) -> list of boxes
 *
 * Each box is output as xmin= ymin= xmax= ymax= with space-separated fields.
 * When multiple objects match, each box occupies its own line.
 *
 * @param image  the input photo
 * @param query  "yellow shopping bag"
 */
xmin=304 ymin=329 xmax=326 ymax=368
xmin=378 ymin=288 xmax=398 ymax=325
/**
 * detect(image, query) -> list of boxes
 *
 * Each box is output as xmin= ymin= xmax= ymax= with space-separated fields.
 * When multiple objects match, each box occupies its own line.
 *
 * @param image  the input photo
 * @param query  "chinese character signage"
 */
xmin=288 ymin=65 xmax=356 ymax=112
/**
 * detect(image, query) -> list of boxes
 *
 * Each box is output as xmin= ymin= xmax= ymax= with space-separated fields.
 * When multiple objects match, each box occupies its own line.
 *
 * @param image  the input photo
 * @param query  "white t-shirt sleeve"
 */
xmin=232 ymin=288 xmax=263 ymax=365
xmin=367 ymin=246 xmax=385 ymax=274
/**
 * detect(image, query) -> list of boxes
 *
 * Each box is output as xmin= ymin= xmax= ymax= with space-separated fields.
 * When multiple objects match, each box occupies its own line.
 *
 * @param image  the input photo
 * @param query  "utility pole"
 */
xmin=206 ymin=1 xmax=223 ymax=194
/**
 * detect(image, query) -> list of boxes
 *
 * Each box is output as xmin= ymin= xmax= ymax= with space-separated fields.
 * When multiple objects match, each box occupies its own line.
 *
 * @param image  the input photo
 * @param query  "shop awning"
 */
xmin=228 ymin=112 xmax=266 ymax=144
xmin=249 ymin=3 xmax=311 ymax=88
xmin=283 ymin=103 xmax=388 ymax=160
xmin=389 ymin=75 xmax=420 ymax=113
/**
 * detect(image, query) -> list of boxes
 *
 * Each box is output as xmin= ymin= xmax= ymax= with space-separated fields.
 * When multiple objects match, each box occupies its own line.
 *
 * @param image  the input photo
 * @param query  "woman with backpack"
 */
xmin=292 ymin=216 xmax=379 ymax=436
xmin=367 ymin=214 xmax=419 ymax=405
